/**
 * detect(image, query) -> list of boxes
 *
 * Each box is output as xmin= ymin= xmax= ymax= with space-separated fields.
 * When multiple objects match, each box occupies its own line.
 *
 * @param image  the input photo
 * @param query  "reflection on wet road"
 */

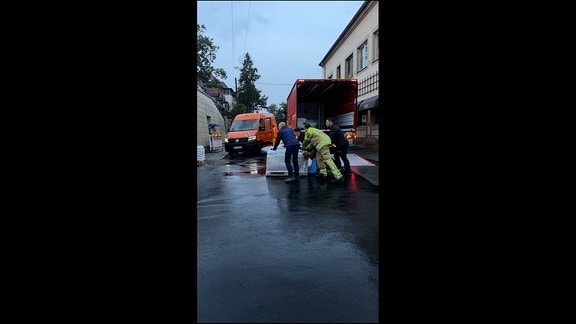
xmin=197 ymin=151 xmax=378 ymax=323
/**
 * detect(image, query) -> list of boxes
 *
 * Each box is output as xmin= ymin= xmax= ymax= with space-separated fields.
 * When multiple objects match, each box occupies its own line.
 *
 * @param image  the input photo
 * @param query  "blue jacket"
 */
xmin=273 ymin=126 xmax=300 ymax=149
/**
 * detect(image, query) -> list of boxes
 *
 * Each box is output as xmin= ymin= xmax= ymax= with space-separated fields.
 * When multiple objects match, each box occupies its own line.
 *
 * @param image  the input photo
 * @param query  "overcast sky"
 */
xmin=197 ymin=1 xmax=364 ymax=107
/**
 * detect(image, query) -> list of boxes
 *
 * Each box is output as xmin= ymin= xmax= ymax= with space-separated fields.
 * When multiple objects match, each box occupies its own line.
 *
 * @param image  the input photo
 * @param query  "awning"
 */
xmin=358 ymin=95 xmax=379 ymax=111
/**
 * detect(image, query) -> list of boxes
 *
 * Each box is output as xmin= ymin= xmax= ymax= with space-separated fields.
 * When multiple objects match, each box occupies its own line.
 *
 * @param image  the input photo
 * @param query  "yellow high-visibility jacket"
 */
xmin=302 ymin=127 xmax=331 ymax=151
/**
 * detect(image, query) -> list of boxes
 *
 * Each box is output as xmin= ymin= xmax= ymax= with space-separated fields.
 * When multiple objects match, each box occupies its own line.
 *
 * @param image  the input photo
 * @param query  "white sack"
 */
xmin=265 ymin=146 xmax=310 ymax=177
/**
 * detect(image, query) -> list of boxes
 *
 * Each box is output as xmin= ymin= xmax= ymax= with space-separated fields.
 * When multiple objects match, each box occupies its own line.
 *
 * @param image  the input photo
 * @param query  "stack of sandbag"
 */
xmin=197 ymin=145 xmax=205 ymax=164
xmin=260 ymin=145 xmax=273 ymax=155
xmin=265 ymin=146 xmax=310 ymax=177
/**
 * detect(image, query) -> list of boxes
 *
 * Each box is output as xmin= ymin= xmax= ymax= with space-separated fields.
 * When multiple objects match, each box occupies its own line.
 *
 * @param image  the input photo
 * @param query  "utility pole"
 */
xmin=234 ymin=77 xmax=239 ymax=108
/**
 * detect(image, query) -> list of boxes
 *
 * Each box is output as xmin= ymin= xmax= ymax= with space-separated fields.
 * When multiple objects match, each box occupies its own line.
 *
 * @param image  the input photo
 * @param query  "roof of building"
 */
xmin=318 ymin=1 xmax=375 ymax=67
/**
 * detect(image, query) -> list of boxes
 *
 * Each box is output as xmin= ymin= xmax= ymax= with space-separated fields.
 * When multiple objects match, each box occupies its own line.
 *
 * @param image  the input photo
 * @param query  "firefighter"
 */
xmin=302 ymin=123 xmax=343 ymax=183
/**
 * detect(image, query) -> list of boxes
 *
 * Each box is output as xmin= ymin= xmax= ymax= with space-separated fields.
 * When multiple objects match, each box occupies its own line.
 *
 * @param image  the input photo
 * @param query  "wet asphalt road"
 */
xmin=197 ymin=152 xmax=379 ymax=323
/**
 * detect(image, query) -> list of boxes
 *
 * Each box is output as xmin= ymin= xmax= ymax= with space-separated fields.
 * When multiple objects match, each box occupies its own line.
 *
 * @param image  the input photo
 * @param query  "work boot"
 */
xmin=330 ymin=177 xmax=343 ymax=184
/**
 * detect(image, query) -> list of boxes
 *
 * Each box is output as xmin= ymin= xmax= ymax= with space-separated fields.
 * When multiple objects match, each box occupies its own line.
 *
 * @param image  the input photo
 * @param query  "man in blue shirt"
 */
xmin=272 ymin=122 xmax=301 ymax=182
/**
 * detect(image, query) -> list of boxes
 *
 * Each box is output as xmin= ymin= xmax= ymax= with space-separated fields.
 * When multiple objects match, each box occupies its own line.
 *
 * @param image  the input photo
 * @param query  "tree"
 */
xmin=268 ymin=103 xmax=278 ymax=119
xmin=197 ymin=24 xmax=227 ymax=87
xmin=277 ymin=102 xmax=287 ymax=122
xmin=235 ymin=53 xmax=268 ymax=114
xmin=230 ymin=103 xmax=247 ymax=118
xmin=268 ymin=103 xmax=286 ymax=123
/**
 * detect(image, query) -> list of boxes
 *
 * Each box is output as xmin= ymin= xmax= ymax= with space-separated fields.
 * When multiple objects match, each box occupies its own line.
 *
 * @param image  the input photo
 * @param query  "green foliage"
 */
xmin=216 ymin=102 xmax=231 ymax=120
xmin=230 ymin=103 xmax=247 ymax=117
xmin=277 ymin=102 xmax=287 ymax=122
xmin=268 ymin=104 xmax=278 ymax=117
xmin=197 ymin=24 xmax=227 ymax=86
xmin=236 ymin=53 xmax=267 ymax=113
xmin=268 ymin=103 xmax=286 ymax=123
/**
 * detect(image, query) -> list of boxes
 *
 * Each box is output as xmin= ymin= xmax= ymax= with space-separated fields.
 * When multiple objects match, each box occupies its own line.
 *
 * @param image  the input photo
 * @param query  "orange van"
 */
xmin=224 ymin=111 xmax=278 ymax=158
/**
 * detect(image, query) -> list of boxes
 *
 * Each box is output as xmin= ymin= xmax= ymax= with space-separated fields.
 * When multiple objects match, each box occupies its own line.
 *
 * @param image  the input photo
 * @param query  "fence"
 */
xmin=358 ymin=71 xmax=379 ymax=97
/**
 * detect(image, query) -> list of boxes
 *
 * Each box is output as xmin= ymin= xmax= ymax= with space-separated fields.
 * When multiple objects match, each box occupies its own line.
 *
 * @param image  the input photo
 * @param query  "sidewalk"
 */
xmin=202 ymin=148 xmax=227 ymax=161
xmin=348 ymin=145 xmax=379 ymax=186
xmin=200 ymin=145 xmax=379 ymax=186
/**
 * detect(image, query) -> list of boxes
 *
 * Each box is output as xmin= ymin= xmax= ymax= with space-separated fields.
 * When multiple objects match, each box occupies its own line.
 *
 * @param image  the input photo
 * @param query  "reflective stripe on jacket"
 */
xmin=302 ymin=127 xmax=331 ymax=151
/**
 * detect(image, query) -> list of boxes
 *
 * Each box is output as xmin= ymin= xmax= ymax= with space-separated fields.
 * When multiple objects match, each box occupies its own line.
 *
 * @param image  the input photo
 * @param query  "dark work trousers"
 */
xmin=333 ymin=144 xmax=351 ymax=172
xmin=285 ymin=144 xmax=301 ymax=178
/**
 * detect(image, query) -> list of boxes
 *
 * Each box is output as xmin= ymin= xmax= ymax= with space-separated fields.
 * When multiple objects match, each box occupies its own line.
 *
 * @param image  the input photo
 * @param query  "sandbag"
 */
xmin=265 ymin=146 xmax=310 ymax=177
xmin=197 ymin=145 xmax=205 ymax=163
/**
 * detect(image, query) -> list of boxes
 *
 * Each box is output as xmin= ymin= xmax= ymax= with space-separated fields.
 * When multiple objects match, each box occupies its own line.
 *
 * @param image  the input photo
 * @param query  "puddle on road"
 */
xmin=224 ymin=169 xmax=266 ymax=176
xmin=224 ymin=158 xmax=267 ymax=176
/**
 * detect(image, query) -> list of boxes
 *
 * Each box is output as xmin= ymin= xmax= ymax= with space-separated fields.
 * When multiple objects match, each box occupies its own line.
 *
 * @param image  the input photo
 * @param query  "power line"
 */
xmin=231 ymin=1 xmax=235 ymax=83
xmin=243 ymin=1 xmax=250 ymax=54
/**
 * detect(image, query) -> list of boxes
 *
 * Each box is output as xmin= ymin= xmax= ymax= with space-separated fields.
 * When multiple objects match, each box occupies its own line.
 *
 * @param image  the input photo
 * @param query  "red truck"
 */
xmin=286 ymin=79 xmax=358 ymax=144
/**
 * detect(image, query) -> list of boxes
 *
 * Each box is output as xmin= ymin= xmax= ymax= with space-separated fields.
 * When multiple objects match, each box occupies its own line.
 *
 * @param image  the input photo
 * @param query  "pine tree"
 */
xmin=235 ymin=53 xmax=268 ymax=114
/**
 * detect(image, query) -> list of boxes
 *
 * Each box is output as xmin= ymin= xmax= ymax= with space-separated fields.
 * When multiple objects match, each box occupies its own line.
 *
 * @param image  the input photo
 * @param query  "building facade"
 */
xmin=319 ymin=1 xmax=379 ymax=147
xmin=205 ymin=79 xmax=235 ymax=130
xmin=205 ymin=81 xmax=235 ymax=113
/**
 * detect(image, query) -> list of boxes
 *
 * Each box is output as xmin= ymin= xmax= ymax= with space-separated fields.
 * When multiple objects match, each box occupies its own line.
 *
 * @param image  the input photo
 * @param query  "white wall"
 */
xmin=322 ymin=1 xmax=378 ymax=102
xmin=197 ymin=87 xmax=226 ymax=147
xmin=223 ymin=93 xmax=234 ymax=111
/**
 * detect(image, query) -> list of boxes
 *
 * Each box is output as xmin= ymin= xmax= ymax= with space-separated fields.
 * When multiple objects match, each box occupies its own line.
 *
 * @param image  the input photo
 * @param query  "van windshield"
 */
xmin=230 ymin=119 xmax=259 ymax=131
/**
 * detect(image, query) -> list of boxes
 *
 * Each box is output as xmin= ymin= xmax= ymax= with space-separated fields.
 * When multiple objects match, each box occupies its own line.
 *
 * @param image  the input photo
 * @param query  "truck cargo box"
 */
xmin=286 ymin=78 xmax=358 ymax=144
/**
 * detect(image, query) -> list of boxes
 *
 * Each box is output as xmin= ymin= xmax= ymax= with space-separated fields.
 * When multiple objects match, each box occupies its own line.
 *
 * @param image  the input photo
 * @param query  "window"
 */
xmin=373 ymin=30 xmax=379 ymax=61
xmin=345 ymin=54 xmax=353 ymax=78
xmin=358 ymin=41 xmax=368 ymax=71
xmin=336 ymin=65 xmax=341 ymax=79
xmin=359 ymin=112 xmax=367 ymax=125
xmin=230 ymin=119 xmax=259 ymax=131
